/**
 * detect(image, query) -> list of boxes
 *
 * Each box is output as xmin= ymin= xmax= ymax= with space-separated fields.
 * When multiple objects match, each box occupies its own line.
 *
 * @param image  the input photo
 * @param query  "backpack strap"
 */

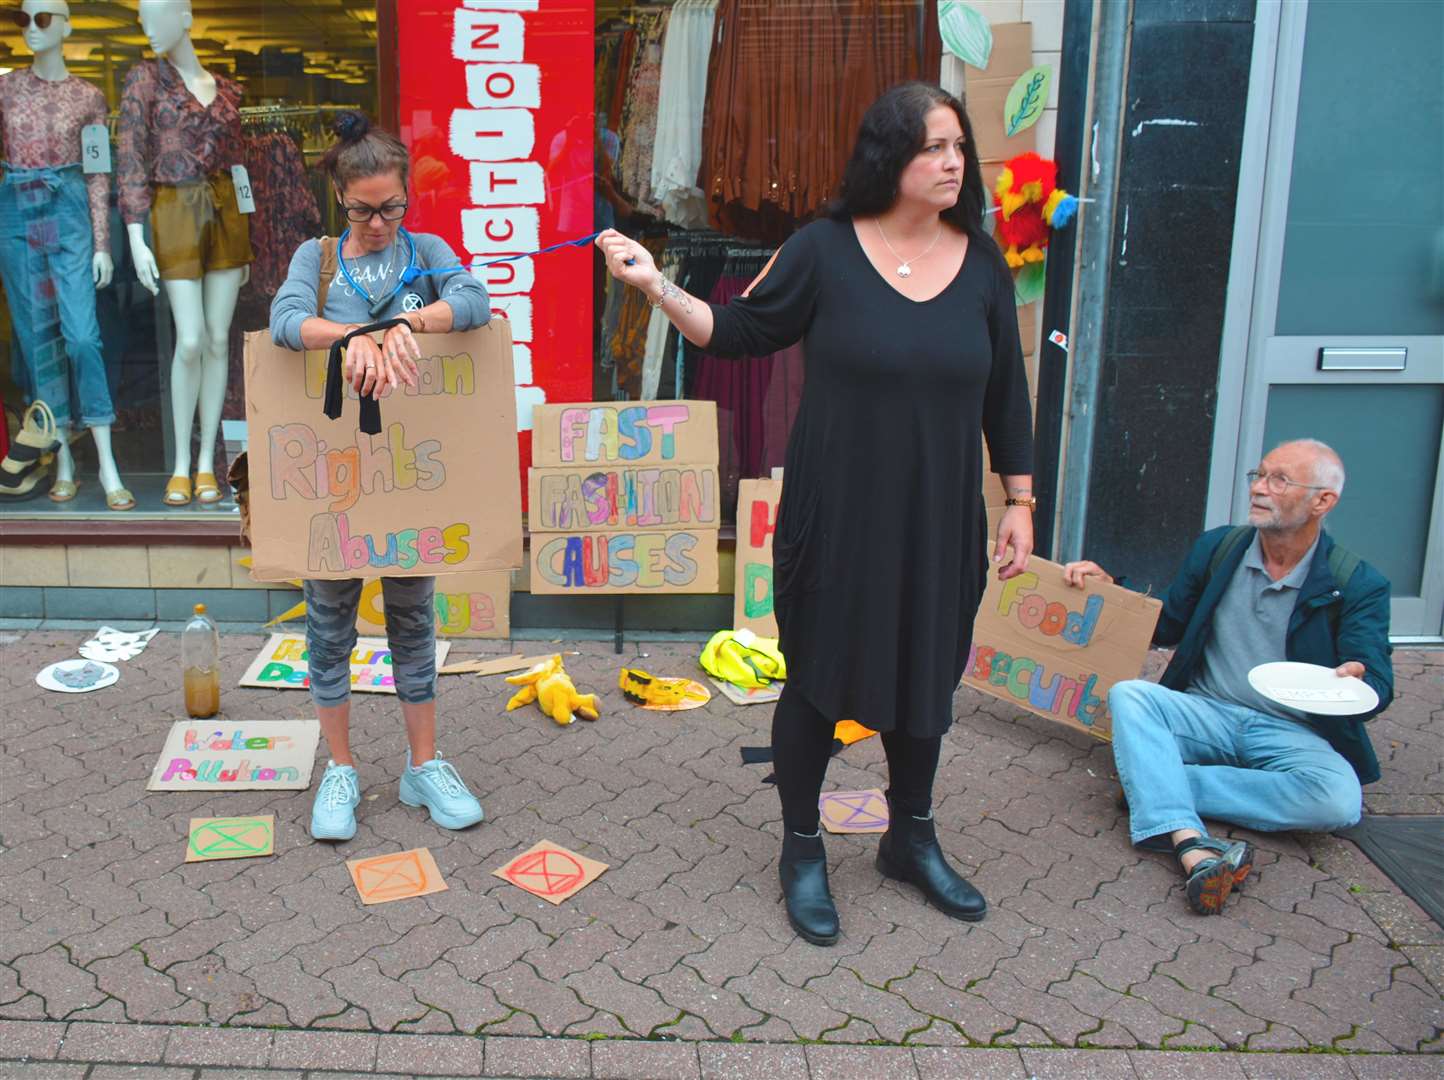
xmin=1206 ymin=525 xmax=1252 ymax=584
xmin=1327 ymin=543 xmax=1361 ymax=593
xmin=316 ymin=236 xmax=339 ymax=318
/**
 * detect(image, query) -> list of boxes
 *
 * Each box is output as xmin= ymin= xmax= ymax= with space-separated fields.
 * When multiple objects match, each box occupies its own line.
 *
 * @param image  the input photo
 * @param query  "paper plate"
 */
xmin=1247 ymin=661 xmax=1378 ymax=716
xmin=37 ymin=659 xmax=120 ymax=694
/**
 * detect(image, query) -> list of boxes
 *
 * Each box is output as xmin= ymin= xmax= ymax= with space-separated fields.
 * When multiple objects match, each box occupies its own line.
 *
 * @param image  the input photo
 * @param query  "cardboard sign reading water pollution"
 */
xmin=242 ymin=326 xmax=523 ymax=582
xmin=355 ymin=571 xmax=511 ymax=639
xmin=527 ymin=401 xmax=720 ymax=594
xmin=734 ymin=477 xmax=782 ymax=636
xmin=239 ymin=633 xmax=451 ymax=694
xmin=148 ymin=720 xmax=320 ymax=791
xmin=962 ymin=556 xmax=1162 ymax=740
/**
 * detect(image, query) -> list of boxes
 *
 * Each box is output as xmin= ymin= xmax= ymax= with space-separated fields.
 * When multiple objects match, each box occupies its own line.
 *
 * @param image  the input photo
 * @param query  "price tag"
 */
xmin=230 ymin=164 xmax=255 ymax=214
xmin=81 ymin=124 xmax=111 ymax=174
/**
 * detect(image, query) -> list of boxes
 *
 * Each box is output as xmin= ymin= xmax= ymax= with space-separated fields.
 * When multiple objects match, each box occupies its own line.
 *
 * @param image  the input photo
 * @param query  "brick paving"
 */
xmin=1 ymin=630 xmax=1440 ymax=1078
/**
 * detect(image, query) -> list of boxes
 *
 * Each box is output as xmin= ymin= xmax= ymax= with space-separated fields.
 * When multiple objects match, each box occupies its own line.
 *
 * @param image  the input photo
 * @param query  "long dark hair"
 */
xmin=829 ymin=82 xmax=990 ymax=245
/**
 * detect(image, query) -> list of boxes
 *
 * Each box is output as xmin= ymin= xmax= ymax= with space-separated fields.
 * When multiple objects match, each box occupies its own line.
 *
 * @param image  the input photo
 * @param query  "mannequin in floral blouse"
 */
xmin=119 ymin=0 xmax=251 ymax=508
xmin=0 ymin=0 xmax=132 ymax=508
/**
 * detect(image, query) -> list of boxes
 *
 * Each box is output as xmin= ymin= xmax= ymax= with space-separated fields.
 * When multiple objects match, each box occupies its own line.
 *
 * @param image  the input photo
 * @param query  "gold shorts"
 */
xmin=152 ymin=171 xmax=252 ymax=281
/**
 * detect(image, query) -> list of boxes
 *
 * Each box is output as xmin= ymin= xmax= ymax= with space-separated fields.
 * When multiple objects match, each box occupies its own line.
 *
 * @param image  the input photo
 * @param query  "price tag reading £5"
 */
xmin=81 ymin=124 xmax=111 ymax=174
xmin=230 ymin=165 xmax=255 ymax=214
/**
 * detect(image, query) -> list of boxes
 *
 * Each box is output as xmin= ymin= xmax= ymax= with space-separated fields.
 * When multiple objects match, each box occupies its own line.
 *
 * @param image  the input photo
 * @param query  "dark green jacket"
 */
xmin=1153 ymin=526 xmax=1393 ymax=785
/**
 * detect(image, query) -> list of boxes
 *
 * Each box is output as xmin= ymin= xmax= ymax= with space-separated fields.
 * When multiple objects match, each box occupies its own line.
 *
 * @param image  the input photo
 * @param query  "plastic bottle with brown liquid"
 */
xmin=182 ymin=603 xmax=221 ymax=719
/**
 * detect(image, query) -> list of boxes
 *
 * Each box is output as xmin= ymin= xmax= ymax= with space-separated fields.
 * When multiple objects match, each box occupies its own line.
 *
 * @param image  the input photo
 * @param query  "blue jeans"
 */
xmin=303 ymin=577 xmax=438 ymax=708
xmin=0 ymin=164 xmax=114 ymax=429
xmin=1109 ymin=679 xmax=1363 ymax=845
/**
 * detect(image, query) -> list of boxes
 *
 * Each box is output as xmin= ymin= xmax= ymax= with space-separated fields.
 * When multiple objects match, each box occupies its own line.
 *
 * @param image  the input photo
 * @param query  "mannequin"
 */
xmin=0 ymin=0 xmax=131 ymax=507
xmin=119 ymin=0 xmax=250 ymax=507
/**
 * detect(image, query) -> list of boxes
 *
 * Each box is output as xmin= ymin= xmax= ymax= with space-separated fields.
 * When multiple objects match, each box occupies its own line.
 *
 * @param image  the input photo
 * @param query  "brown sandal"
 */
xmin=105 ymin=487 xmax=136 ymax=511
xmin=194 ymin=471 xmax=223 ymax=504
xmin=163 ymin=475 xmax=192 ymax=506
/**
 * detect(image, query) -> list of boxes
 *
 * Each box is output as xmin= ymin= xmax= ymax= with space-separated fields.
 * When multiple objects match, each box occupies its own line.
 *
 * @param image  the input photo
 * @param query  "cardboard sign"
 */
xmin=355 ymin=572 xmax=511 ymax=639
xmin=186 ymin=816 xmax=275 ymax=862
xmin=966 ymin=23 xmax=1036 ymax=165
xmin=707 ymin=675 xmax=783 ymax=706
xmin=531 ymin=402 xmax=719 ymax=468
xmin=528 ymin=400 xmax=720 ymax=595
xmin=239 ymin=633 xmax=451 ymax=695
xmin=348 ymin=848 xmax=448 ymax=904
xmin=962 ymin=556 xmax=1162 ymax=740
xmin=147 ymin=721 xmax=320 ymax=791
xmin=819 ymin=790 xmax=890 ymax=834
xmin=242 ymin=326 xmax=523 ymax=582
xmin=528 ymin=465 xmax=720 ymax=532
xmin=734 ymin=477 xmax=782 ymax=635
xmin=493 ymin=840 xmax=608 ymax=905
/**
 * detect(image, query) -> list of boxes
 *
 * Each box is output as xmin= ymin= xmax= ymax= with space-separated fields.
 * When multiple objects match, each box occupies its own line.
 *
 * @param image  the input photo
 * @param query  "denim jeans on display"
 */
xmin=0 ymin=163 xmax=114 ymax=428
xmin=1109 ymin=679 xmax=1363 ymax=845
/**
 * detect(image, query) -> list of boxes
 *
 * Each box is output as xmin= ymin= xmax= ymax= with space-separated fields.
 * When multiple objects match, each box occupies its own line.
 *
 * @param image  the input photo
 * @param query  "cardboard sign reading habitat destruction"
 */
xmin=243 ymin=326 xmax=522 ymax=582
xmin=962 ymin=556 xmax=1161 ymax=740
xmin=527 ymin=401 xmax=720 ymax=594
xmin=355 ymin=571 xmax=511 ymax=639
xmin=734 ymin=477 xmax=782 ymax=636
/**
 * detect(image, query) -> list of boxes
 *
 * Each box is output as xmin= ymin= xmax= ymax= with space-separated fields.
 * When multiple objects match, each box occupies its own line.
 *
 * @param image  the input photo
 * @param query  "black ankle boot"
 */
xmin=876 ymin=809 xmax=986 ymax=921
xmin=779 ymin=830 xmax=840 ymax=945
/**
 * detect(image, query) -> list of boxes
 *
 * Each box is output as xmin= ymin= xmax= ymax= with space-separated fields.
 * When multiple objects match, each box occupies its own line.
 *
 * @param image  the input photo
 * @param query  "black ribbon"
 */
xmin=322 ymin=318 xmax=410 ymax=436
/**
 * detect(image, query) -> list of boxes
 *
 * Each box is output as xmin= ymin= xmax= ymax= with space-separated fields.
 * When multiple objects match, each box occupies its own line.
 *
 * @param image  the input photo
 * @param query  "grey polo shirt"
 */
xmin=1188 ymin=532 xmax=1319 ymax=720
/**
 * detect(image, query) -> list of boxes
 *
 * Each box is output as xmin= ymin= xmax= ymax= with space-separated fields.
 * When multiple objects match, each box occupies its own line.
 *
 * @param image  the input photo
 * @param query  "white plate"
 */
xmin=1247 ymin=661 xmax=1378 ymax=716
xmin=37 ymin=659 xmax=120 ymax=694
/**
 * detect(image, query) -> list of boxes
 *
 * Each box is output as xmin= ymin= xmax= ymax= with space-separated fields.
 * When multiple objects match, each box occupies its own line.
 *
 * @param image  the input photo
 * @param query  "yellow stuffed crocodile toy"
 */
xmin=505 ymin=654 xmax=600 ymax=726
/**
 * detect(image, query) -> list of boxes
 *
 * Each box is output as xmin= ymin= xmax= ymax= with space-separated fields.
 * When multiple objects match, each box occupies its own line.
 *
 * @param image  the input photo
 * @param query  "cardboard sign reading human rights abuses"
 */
xmin=355 ymin=571 xmax=511 ymax=639
xmin=527 ymin=401 xmax=720 ymax=594
xmin=239 ymin=633 xmax=451 ymax=694
xmin=962 ymin=556 xmax=1161 ymax=740
xmin=734 ymin=477 xmax=782 ymax=636
xmin=243 ymin=326 xmax=523 ymax=582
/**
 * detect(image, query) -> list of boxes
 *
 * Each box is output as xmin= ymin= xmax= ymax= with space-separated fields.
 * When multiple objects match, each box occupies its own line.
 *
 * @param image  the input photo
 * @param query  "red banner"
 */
xmin=397 ymin=0 xmax=596 ymax=501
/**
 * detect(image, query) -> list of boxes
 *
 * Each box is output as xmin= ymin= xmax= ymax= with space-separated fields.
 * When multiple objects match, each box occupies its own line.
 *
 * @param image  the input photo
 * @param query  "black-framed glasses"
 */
xmin=12 ymin=10 xmax=65 ymax=29
xmin=341 ymin=201 xmax=408 ymax=223
xmin=1245 ymin=470 xmax=1327 ymax=495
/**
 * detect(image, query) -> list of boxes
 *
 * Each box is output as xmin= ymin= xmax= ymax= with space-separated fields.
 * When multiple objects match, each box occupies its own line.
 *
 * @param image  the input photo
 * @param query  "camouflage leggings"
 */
xmin=303 ymin=577 xmax=437 ymax=707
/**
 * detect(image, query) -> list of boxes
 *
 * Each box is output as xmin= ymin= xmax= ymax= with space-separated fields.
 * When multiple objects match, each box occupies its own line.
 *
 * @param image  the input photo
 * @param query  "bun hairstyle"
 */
xmin=320 ymin=110 xmax=410 ymax=193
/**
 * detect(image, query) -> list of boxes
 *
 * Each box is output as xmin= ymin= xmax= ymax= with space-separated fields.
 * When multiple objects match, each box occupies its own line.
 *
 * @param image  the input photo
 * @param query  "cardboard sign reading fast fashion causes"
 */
xmin=528 ymin=402 xmax=720 ymax=594
xmin=962 ymin=556 xmax=1161 ymax=740
xmin=243 ymin=326 xmax=523 ymax=582
xmin=734 ymin=477 xmax=782 ymax=636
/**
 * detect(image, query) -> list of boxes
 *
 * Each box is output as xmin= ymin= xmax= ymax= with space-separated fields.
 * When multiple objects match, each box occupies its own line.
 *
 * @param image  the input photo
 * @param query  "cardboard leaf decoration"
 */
xmin=1005 ymin=66 xmax=1051 ymax=137
xmin=938 ymin=2 xmax=993 ymax=69
xmin=1015 ymin=259 xmax=1046 ymax=305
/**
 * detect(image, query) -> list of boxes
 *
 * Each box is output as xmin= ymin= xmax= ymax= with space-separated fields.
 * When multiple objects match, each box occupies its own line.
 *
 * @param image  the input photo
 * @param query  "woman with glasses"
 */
xmin=269 ymin=111 xmax=490 ymax=843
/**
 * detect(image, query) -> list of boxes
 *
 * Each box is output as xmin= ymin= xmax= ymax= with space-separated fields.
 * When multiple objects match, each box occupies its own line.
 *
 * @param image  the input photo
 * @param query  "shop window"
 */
xmin=0 ymin=0 xmax=380 ymax=519
xmin=595 ymin=0 xmax=942 ymax=522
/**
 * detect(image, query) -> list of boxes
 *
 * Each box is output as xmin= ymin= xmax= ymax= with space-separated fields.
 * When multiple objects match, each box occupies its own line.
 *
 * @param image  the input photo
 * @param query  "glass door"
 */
xmin=1226 ymin=0 xmax=1444 ymax=638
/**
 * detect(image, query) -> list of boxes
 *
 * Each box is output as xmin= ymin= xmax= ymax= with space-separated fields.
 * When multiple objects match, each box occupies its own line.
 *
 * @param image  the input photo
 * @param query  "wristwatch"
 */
xmin=1005 ymin=496 xmax=1037 ymax=510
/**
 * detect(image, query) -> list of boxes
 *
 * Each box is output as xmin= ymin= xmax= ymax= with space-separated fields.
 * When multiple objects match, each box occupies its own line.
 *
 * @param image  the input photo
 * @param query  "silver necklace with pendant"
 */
xmin=875 ymin=219 xmax=942 ymax=278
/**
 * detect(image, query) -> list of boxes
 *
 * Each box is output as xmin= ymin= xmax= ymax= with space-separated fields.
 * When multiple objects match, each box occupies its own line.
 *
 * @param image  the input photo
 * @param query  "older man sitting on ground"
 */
xmin=1064 ymin=439 xmax=1393 ymax=915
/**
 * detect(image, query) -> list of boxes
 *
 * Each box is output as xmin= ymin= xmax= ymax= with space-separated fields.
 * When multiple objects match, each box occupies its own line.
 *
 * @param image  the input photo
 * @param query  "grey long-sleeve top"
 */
xmin=269 ymin=231 xmax=489 ymax=349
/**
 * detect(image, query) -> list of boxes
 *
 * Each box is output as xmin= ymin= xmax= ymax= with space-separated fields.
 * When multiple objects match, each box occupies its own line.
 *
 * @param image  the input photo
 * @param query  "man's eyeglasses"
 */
xmin=1245 ymin=470 xmax=1327 ymax=495
xmin=341 ymin=201 xmax=408 ymax=223
xmin=13 ymin=10 xmax=65 ymax=29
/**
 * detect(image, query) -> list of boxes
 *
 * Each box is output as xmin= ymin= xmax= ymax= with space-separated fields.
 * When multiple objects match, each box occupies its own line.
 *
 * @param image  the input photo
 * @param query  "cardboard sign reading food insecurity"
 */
xmin=735 ymin=477 xmax=782 ymax=635
xmin=356 ymin=571 xmax=511 ymax=639
xmin=243 ymin=326 xmax=523 ymax=582
xmin=962 ymin=556 xmax=1161 ymax=740
xmin=239 ymin=633 xmax=451 ymax=694
xmin=527 ymin=402 xmax=720 ymax=593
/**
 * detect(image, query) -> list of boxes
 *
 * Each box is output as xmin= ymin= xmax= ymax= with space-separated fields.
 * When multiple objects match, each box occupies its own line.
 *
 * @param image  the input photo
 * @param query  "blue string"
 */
xmin=399 ymin=229 xmax=608 ymax=286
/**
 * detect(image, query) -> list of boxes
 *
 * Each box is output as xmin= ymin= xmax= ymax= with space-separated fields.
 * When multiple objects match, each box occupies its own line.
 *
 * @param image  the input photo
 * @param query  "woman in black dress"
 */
xmin=597 ymin=83 xmax=1035 ymax=945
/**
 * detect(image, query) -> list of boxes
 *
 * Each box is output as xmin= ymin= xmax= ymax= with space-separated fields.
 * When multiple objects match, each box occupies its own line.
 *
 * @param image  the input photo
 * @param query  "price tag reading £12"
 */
xmin=230 ymin=165 xmax=255 ymax=214
xmin=81 ymin=124 xmax=111 ymax=174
